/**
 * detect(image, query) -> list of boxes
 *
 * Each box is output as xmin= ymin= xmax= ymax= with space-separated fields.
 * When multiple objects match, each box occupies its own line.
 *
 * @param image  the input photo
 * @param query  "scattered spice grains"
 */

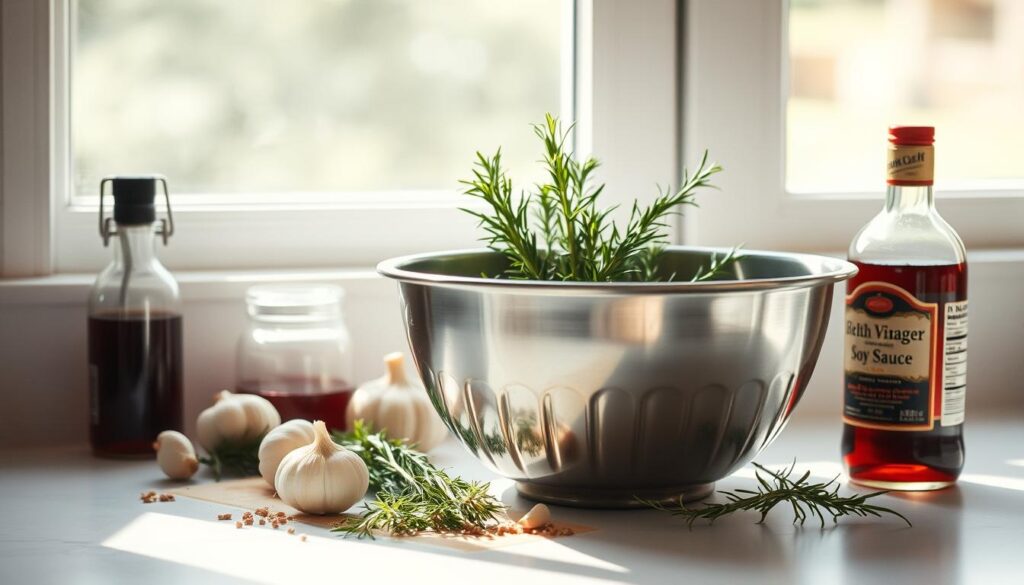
xmin=454 ymin=521 xmax=573 ymax=539
xmin=205 ymin=506 xmax=311 ymax=541
xmin=139 ymin=491 xmax=177 ymax=504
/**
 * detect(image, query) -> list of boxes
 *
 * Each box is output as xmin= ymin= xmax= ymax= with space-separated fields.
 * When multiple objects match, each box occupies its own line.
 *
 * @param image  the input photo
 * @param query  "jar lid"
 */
xmin=245 ymin=284 xmax=344 ymax=322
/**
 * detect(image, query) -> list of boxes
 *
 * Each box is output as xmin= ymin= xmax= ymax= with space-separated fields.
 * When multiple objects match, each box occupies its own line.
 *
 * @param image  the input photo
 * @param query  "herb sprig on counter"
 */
xmin=461 ymin=114 xmax=740 ymax=282
xmin=641 ymin=461 xmax=911 ymax=528
xmin=331 ymin=421 xmax=505 ymax=538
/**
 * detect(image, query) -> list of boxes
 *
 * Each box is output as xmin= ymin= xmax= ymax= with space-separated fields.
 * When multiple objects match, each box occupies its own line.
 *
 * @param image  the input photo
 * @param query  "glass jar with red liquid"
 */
xmin=236 ymin=285 xmax=354 ymax=431
xmin=842 ymin=126 xmax=967 ymax=490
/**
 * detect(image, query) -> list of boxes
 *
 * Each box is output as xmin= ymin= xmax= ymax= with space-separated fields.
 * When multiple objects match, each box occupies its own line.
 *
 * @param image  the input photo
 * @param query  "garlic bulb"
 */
xmin=275 ymin=420 xmax=368 ymax=514
xmin=346 ymin=352 xmax=448 ymax=451
xmin=258 ymin=419 xmax=315 ymax=488
xmin=153 ymin=430 xmax=199 ymax=480
xmin=196 ymin=390 xmax=281 ymax=452
xmin=518 ymin=503 xmax=551 ymax=529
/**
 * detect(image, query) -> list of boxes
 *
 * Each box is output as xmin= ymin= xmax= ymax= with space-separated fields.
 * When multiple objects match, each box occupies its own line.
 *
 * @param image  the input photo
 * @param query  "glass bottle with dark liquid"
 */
xmin=88 ymin=177 xmax=183 ymax=457
xmin=842 ymin=127 xmax=967 ymax=490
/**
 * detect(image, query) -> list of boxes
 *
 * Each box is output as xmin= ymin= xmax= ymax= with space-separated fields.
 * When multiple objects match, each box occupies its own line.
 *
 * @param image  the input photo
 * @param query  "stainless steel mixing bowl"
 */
xmin=378 ymin=247 xmax=857 ymax=508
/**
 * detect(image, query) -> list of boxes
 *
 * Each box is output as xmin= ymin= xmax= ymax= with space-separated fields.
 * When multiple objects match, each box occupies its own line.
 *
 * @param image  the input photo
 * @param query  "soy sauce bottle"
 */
xmin=842 ymin=127 xmax=967 ymax=490
xmin=88 ymin=176 xmax=183 ymax=457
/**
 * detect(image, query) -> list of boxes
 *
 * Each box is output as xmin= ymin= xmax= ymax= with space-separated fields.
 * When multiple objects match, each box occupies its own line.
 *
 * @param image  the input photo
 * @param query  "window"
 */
xmin=788 ymin=0 xmax=1024 ymax=193
xmin=71 ymin=1 xmax=562 ymax=200
xmin=683 ymin=0 xmax=1024 ymax=252
xmin=1 ymin=0 xmax=682 ymax=276
xmin=45 ymin=0 xmax=580 ymax=272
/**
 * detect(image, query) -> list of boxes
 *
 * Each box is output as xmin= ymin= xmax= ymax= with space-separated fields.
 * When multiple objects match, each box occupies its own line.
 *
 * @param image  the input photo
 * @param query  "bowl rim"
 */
xmin=377 ymin=246 xmax=858 ymax=294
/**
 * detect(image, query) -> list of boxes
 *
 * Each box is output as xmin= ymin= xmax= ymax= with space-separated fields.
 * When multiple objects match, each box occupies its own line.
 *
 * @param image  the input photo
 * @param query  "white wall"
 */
xmin=1 ymin=252 xmax=1021 ymax=448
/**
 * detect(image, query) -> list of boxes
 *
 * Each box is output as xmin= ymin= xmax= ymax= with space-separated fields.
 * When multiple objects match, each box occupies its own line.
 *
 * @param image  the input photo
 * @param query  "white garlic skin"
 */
xmin=258 ymin=419 xmax=315 ymax=488
xmin=518 ymin=503 xmax=551 ymax=529
xmin=275 ymin=420 xmax=369 ymax=514
xmin=346 ymin=352 xmax=448 ymax=452
xmin=196 ymin=390 xmax=281 ymax=452
xmin=153 ymin=430 xmax=199 ymax=480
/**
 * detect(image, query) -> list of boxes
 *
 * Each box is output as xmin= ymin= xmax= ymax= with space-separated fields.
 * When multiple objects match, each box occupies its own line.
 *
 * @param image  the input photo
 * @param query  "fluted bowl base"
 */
xmin=515 ymin=481 xmax=716 ymax=509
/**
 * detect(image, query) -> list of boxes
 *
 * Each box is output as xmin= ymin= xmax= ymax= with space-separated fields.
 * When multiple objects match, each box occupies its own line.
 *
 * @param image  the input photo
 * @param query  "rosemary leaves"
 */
xmin=331 ymin=422 xmax=505 ymax=538
xmin=461 ymin=114 xmax=740 ymax=282
xmin=642 ymin=462 xmax=911 ymax=528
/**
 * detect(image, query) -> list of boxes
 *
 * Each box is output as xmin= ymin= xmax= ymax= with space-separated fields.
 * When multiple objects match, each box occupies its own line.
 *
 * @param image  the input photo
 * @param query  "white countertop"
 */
xmin=2 ymin=418 xmax=1022 ymax=585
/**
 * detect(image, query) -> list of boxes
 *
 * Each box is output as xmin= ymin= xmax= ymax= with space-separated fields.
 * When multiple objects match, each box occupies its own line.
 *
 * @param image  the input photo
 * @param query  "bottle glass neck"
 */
xmin=885 ymin=184 xmax=934 ymax=214
xmin=111 ymin=224 xmax=158 ymax=268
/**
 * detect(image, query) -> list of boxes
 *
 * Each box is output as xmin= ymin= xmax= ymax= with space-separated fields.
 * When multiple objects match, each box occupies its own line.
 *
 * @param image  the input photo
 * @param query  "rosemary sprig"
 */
xmin=642 ymin=461 xmax=911 ymax=528
xmin=461 ymin=114 xmax=740 ymax=282
xmin=691 ymin=245 xmax=743 ymax=282
xmin=331 ymin=421 xmax=506 ymax=538
xmin=198 ymin=436 xmax=264 ymax=480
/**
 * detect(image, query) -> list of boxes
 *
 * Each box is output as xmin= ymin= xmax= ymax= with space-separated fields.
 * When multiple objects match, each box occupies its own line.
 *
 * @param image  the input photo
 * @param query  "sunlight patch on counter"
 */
xmin=959 ymin=474 xmax=1024 ymax=492
xmin=103 ymin=512 xmax=625 ymax=583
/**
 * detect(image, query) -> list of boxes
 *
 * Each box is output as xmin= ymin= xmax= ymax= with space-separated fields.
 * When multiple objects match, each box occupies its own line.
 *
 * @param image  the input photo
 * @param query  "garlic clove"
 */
xmin=154 ymin=430 xmax=199 ymax=480
xmin=518 ymin=503 xmax=551 ymax=529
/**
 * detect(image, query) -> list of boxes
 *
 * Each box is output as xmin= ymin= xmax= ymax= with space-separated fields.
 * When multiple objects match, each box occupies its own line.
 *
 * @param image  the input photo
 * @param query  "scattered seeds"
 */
xmin=217 ymin=513 xmax=232 ymax=521
xmin=235 ymin=521 xmax=243 ymax=529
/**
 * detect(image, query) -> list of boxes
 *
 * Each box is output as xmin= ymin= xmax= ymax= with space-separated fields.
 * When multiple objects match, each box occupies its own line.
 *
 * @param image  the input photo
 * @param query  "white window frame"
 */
xmin=0 ymin=0 xmax=682 ymax=277
xmin=681 ymin=0 xmax=1024 ymax=252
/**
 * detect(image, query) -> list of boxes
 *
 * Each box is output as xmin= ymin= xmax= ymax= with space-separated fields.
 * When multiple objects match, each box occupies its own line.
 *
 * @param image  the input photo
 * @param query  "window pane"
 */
xmin=787 ymin=0 xmax=1024 ymax=192
xmin=72 ymin=0 xmax=564 ymax=198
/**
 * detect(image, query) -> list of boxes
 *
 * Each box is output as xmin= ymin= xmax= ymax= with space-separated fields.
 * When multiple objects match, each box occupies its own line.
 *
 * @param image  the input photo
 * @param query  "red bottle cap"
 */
xmin=889 ymin=126 xmax=934 ymax=146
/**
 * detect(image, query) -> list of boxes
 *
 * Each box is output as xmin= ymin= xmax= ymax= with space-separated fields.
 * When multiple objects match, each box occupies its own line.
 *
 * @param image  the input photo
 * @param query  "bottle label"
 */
xmin=941 ymin=301 xmax=968 ymax=426
xmin=887 ymin=144 xmax=934 ymax=185
xmin=843 ymin=282 xmax=939 ymax=430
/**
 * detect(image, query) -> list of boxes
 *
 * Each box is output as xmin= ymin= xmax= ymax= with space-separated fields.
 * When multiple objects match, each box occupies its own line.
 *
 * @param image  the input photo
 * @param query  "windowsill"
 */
xmin=2 ymin=248 xmax=1023 ymax=306
xmin=0 ymin=267 xmax=387 ymax=305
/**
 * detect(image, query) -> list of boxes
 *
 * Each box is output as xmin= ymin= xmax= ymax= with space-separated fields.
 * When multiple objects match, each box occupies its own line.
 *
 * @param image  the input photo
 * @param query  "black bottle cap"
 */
xmin=110 ymin=176 xmax=159 ymax=225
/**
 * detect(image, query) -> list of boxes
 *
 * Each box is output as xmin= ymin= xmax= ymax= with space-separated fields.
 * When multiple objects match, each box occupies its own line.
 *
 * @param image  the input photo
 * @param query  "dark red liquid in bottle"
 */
xmin=237 ymin=377 xmax=353 ymax=432
xmin=88 ymin=311 xmax=183 ymax=457
xmin=842 ymin=261 xmax=967 ymax=489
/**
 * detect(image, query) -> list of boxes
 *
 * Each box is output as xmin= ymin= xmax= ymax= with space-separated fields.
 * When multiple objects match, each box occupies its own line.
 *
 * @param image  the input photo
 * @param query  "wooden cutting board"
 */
xmin=169 ymin=478 xmax=593 ymax=552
